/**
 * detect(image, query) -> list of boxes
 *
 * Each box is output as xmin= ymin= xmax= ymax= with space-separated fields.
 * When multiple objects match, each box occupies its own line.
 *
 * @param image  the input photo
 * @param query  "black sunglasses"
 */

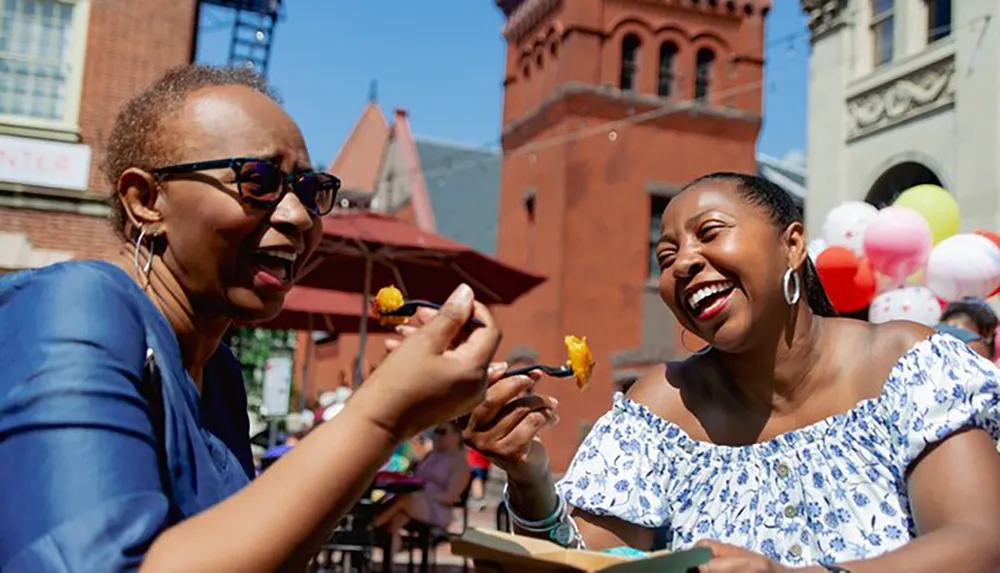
xmin=151 ymin=157 xmax=341 ymax=216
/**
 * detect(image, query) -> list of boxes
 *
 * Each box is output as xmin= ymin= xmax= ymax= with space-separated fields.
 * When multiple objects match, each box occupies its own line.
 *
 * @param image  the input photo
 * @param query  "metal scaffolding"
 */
xmin=200 ymin=0 xmax=283 ymax=76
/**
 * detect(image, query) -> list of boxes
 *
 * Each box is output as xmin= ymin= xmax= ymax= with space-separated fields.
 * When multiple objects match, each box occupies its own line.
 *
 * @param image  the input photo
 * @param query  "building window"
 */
xmin=648 ymin=194 xmax=671 ymax=277
xmin=927 ymin=0 xmax=951 ymax=43
xmin=694 ymin=48 xmax=714 ymax=102
xmin=619 ymin=34 xmax=641 ymax=91
xmin=657 ymin=42 xmax=677 ymax=98
xmin=871 ymin=0 xmax=895 ymax=67
xmin=0 ymin=0 xmax=88 ymax=128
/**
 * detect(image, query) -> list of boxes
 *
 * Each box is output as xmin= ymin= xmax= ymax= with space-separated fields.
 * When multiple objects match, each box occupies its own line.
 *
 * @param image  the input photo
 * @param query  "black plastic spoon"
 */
xmin=502 ymin=364 xmax=574 ymax=378
xmin=377 ymin=300 xmax=486 ymax=328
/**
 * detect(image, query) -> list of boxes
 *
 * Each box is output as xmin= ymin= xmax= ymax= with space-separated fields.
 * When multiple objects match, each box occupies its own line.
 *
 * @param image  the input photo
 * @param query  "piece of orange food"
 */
xmin=371 ymin=285 xmax=408 ymax=326
xmin=564 ymin=335 xmax=595 ymax=391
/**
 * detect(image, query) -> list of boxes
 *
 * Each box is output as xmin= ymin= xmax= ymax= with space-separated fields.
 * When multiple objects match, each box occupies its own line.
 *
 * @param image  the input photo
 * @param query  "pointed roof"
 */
xmin=389 ymin=109 xmax=437 ymax=232
xmin=327 ymin=102 xmax=390 ymax=194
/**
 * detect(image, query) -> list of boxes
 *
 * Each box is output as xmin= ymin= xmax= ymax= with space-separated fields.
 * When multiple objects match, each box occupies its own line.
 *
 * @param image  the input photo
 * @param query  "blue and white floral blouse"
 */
xmin=556 ymin=334 xmax=1000 ymax=568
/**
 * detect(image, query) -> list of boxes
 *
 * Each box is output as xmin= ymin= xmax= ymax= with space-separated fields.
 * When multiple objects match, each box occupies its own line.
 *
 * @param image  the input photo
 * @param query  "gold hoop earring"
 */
xmin=681 ymin=329 xmax=711 ymax=355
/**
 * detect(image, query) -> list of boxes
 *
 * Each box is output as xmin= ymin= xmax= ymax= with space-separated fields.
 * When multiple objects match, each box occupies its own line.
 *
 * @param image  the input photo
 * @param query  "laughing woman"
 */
xmin=390 ymin=174 xmax=1000 ymax=572
xmin=0 ymin=65 xmax=515 ymax=572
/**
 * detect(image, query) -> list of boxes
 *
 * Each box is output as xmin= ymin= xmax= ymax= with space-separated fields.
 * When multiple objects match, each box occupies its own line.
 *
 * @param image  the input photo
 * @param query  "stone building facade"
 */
xmin=800 ymin=1 xmax=996 ymax=232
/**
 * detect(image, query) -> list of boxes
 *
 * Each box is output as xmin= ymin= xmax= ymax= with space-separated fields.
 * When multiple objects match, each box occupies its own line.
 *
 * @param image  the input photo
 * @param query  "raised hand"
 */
xmin=349 ymin=284 xmax=502 ymax=441
xmin=384 ymin=307 xmax=558 ymax=482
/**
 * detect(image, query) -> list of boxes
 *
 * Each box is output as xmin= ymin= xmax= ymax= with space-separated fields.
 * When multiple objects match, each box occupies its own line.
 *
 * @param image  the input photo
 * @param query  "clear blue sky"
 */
xmin=196 ymin=1 xmax=809 ymax=167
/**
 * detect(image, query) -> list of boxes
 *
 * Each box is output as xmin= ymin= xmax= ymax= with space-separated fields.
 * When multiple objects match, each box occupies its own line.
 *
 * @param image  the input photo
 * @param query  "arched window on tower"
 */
xmin=619 ymin=34 xmax=641 ymax=91
xmin=657 ymin=42 xmax=677 ymax=98
xmin=694 ymin=48 xmax=715 ymax=102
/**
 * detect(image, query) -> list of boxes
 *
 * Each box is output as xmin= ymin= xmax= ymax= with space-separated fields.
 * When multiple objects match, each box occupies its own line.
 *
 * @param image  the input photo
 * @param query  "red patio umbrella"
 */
xmin=294 ymin=210 xmax=545 ymax=386
xmin=256 ymin=286 xmax=394 ymax=334
xmin=250 ymin=286 xmax=399 ymax=409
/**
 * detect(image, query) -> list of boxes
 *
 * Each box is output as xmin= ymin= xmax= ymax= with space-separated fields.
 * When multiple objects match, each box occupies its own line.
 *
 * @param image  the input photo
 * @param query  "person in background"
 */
xmin=374 ymin=422 xmax=470 ymax=555
xmin=260 ymin=411 xmax=313 ymax=471
xmin=0 ymin=64 xmax=517 ymax=572
xmin=937 ymin=297 xmax=998 ymax=359
xmin=467 ymin=447 xmax=492 ymax=511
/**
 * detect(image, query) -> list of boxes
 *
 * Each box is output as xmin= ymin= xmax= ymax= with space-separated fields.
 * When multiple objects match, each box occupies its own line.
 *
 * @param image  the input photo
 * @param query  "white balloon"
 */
xmin=823 ymin=201 xmax=879 ymax=256
xmin=868 ymin=286 xmax=941 ymax=326
xmin=322 ymin=403 xmax=346 ymax=422
xmin=926 ymin=234 xmax=1000 ymax=301
xmin=807 ymin=238 xmax=828 ymax=262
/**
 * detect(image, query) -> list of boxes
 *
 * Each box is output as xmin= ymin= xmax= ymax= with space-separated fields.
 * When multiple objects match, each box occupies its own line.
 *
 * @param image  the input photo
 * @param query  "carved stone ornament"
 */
xmin=800 ymin=0 xmax=848 ymax=39
xmin=847 ymin=56 xmax=956 ymax=139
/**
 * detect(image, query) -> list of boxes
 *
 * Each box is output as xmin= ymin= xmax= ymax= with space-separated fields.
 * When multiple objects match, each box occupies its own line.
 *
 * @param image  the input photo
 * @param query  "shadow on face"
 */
xmin=134 ymin=85 xmax=323 ymax=323
xmin=653 ymin=179 xmax=802 ymax=353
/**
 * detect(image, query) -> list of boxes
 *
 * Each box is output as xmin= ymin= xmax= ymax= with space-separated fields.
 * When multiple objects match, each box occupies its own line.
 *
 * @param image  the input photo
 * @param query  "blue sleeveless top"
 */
xmin=0 ymin=261 xmax=253 ymax=571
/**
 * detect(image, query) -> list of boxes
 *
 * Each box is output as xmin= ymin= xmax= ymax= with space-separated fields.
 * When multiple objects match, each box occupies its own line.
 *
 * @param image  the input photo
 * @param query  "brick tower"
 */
xmin=493 ymin=0 xmax=770 ymax=471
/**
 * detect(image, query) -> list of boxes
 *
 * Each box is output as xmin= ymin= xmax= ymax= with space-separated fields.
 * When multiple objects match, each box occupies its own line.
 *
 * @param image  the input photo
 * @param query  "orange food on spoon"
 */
xmin=564 ymin=335 xmax=595 ymax=391
xmin=371 ymin=285 xmax=408 ymax=326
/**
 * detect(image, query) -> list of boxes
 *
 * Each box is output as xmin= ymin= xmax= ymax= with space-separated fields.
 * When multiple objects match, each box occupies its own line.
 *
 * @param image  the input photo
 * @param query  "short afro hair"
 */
xmin=102 ymin=64 xmax=279 ymax=240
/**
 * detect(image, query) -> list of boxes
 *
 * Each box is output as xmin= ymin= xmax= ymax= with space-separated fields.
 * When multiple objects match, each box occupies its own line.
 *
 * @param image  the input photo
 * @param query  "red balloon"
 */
xmin=815 ymin=246 xmax=877 ymax=313
xmin=974 ymin=229 xmax=1000 ymax=298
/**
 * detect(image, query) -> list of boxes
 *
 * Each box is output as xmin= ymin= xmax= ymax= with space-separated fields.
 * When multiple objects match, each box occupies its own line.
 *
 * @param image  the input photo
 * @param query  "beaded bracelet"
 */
xmin=501 ymin=484 xmax=586 ymax=549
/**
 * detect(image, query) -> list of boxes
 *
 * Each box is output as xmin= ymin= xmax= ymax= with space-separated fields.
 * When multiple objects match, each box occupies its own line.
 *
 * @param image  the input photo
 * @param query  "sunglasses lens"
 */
xmin=294 ymin=172 xmax=340 ymax=215
xmin=237 ymin=161 xmax=283 ymax=203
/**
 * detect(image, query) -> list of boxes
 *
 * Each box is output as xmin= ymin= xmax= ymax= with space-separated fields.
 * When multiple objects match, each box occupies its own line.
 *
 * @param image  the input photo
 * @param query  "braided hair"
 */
xmin=680 ymin=172 xmax=838 ymax=318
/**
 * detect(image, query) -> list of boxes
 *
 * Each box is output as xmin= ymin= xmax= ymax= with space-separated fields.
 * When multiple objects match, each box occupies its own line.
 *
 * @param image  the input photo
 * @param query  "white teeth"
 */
xmin=687 ymin=282 xmax=734 ymax=309
xmin=259 ymin=251 xmax=297 ymax=263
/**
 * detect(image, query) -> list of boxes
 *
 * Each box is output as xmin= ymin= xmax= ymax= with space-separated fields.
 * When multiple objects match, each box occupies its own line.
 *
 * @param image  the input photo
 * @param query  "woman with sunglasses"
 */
xmin=0 ymin=65 xmax=512 ymax=572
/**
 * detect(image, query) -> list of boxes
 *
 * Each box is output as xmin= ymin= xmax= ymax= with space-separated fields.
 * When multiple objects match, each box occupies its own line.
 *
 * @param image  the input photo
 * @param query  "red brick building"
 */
xmin=492 ymin=0 xmax=770 ymax=470
xmin=0 ymin=0 xmax=202 ymax=270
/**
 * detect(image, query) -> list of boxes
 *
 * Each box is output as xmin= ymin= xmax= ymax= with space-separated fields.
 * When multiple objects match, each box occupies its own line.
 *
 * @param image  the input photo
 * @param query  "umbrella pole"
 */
xmin=354 ymin=257 xmax=373 ymax=388
xmin=298 ymin=314 xmax=314 ymax=412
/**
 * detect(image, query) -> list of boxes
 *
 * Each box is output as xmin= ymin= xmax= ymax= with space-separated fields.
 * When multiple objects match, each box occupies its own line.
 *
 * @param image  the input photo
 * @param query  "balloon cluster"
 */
xmin=811 ymin=185 xmax=1000 ymax=325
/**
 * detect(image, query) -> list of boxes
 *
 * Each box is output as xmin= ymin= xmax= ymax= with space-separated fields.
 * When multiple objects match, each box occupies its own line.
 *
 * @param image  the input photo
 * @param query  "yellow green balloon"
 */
xmin=892 ymin=184 xmax=960 ymax=245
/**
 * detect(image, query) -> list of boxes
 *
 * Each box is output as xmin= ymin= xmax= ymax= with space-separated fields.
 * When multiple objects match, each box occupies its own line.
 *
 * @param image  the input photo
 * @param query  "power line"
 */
xmin=381 ymin=25 xmax=814 ymax=186
xmin=361 ymin=16 xmax=982 ymax=192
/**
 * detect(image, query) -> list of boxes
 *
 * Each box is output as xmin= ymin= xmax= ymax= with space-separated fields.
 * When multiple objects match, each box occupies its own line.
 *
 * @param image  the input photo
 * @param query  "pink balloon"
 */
xmin=863 ymin=207 xmax=933 ymax=284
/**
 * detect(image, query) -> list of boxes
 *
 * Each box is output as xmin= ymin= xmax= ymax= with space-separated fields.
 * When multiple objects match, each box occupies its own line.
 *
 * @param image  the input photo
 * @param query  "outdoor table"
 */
xmin=316 ymin=472 xmax=426 ymax=573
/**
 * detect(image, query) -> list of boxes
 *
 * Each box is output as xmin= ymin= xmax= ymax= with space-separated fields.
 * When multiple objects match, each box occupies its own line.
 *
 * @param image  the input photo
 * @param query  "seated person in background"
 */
xmin=260 ymin=411 xmax=312 ymax=472
xmin=374 ymin=422 xmax=470 ymax=555
xmin=938 ymin=297 xmax=998 ymax=359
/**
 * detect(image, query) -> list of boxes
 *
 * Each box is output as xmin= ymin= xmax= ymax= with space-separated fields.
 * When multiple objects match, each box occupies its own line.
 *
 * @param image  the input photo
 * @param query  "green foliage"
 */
xmin=227 ymin=326 xmax=296 ymax=414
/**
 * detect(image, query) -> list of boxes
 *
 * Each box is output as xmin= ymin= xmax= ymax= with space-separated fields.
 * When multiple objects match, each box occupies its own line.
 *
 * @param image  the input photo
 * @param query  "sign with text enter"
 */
xmin=0 ymin=134 xmax=92 ymax=191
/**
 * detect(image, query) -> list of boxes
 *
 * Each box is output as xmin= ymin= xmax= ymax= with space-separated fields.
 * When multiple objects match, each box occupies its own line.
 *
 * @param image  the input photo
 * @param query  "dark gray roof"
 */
xmin=415 ymin=139 xmax=501 ymax=255
xmin=757 ymin=152 xmax=807 ymax=208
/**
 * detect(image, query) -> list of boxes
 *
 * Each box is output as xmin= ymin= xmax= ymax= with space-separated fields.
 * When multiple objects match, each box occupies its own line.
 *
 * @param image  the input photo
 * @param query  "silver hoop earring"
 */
xmin=783 ymin=267 xmax=801 ymax=306
xmin=133 ymin=226 xmax=155 ymax=279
